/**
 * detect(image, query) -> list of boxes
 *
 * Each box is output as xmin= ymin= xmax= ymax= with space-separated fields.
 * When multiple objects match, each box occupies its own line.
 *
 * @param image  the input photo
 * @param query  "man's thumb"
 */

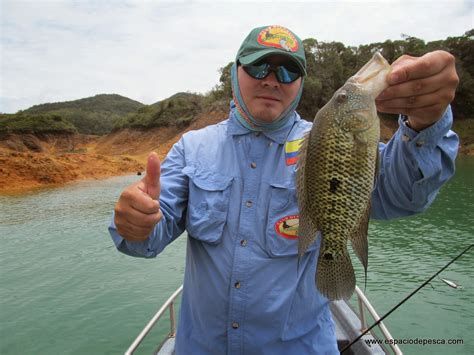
xmin=143 ymin=152 xmax=160 ymax=199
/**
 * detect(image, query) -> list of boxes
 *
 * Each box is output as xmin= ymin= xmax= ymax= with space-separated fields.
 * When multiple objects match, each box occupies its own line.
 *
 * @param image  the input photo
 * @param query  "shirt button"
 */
xmin=416 ymin=140 xmax=425 ymax=147
xmin=234 ymin=281 xmax=241 ymax=289
xmin=250 ymin=162 xmax=257 ymax=169
xmin=245 ymin=200 xmax=253 ymax=207
xmin=240 ymin=239 xmax=247 ymax=246
xmin=232 ymin=322 xmax=239 ymax=329
xmin=255 ymin=132 xmax=261 ymax=137
xmin=402 ymin=134 xmax=410 ymax=142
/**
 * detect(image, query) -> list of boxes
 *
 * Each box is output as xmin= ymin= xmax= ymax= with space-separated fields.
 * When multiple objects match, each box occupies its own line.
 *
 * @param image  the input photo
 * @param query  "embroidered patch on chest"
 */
xmin=275 ymin=215 xmax=300 ymax=239
xmin=285 ymin=138 xmax=303 ymax=165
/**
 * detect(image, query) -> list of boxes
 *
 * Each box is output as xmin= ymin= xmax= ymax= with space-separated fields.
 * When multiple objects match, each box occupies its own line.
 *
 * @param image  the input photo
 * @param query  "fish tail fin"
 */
xmin=316 ymin=249 xmax=356 ymax=301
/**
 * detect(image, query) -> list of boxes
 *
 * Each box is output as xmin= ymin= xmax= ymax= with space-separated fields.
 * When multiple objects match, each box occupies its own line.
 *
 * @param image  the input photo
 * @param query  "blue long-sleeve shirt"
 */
xmin=109 ymin=106 xmax=458 ymax=355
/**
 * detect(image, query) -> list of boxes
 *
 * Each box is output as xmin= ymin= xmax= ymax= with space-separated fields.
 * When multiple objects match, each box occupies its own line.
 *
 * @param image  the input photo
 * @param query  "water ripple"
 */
xmin=1 ymin=161 xmax=473 ymax=355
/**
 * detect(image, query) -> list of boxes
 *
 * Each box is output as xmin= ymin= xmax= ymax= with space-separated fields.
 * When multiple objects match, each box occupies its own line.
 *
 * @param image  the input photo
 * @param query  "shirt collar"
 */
xmin=227 ymin=107 xmax=300 ymax=145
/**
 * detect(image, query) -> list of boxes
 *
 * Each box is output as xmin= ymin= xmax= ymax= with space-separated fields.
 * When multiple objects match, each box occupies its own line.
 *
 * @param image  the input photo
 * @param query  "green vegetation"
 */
xmin=3 ymin=30 xmax=471 ymax=136
xmin=453 ymin=118 xmax=474 ymax=143
xmin=0 ymin=113 xmax=77 ymax=134
xmin=211 ymin=29 xmax=474 ymax=121
xmin=21 ymin=94 xmax=144 ymax=135
xmin=114 ymin=92 xmax=204 ymax=130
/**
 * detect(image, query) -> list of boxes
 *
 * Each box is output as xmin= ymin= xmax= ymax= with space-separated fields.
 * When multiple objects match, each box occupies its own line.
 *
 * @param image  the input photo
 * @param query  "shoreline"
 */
xmin=0 ymin=110 xmax=229 ymax=196
xmin=1 ymin=148 xmax=472 ymax=197
xmin=1 ymin=112 xmax=472 ymax=196
xmin=0 ymin=150 xmax=147 ymax=196
xmin=0 ymin=169 xmax=142 ymax=196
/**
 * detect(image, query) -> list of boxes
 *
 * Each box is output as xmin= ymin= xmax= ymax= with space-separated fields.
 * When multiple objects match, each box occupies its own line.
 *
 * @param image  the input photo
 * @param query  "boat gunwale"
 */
xmin=125 ymin=284 xmax=403 ymax=355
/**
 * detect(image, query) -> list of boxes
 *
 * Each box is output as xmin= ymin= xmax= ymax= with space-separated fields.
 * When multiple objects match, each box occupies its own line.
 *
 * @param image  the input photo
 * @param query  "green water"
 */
xmin=0 ymin=157 xmax=472 ymax=355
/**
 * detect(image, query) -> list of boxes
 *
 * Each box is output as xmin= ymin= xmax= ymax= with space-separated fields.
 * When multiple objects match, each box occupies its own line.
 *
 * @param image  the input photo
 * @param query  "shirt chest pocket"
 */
xmin=183 ymin=166 xmax=233 ymax=244
xmin=265 ymin=182 xmax=319 ymax=257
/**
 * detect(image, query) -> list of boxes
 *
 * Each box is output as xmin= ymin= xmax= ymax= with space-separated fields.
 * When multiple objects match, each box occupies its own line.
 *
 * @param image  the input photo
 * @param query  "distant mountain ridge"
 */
xmin=20 ymin=94 xmax=145 ymax=135
xmin=23 ymin=94 xmax=144 ymax=115
xmin=3 ymin=30 xmax=473 ymax=137
xmin=3 ymin=92 xmax=210 ymax=135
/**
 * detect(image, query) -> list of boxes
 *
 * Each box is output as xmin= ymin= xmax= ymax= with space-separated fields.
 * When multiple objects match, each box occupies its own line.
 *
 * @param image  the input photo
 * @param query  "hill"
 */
xmin=0 ymin=113 xmax=77 ymax=135
xmin=0 ymin=108 xmax=228 ymax=195
xmin=113 ymin=92 xmax=206 ymax=130
xmin=21 ymin=94 xmax=144 ymax=135
xmin=1 ymin=104 xmax=472 ymax=195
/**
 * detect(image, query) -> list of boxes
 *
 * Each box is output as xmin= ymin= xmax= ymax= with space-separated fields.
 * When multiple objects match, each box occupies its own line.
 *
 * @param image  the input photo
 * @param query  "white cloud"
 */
xmin=1 ymin=0 xmax=472 ymax=113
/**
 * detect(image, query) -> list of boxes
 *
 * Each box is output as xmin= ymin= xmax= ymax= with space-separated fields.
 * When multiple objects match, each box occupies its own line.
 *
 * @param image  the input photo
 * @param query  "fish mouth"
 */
xmin=350 ymin=52 xmax=391 ymax=98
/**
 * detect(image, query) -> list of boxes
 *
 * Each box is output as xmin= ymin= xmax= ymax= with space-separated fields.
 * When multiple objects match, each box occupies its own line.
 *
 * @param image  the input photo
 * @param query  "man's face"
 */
xmin=237 ymin=55 xmax=302 ymax=123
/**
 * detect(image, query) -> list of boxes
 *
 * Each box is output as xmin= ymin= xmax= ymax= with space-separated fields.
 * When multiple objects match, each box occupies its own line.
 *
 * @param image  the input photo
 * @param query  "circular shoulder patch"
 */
xmin=257 ymin=25 xmax=299 ymax=52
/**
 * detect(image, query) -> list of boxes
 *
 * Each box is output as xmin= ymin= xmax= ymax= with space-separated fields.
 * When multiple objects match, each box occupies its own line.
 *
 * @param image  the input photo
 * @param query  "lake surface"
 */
xmin=0 ymin=157 xmax=473 ymax=354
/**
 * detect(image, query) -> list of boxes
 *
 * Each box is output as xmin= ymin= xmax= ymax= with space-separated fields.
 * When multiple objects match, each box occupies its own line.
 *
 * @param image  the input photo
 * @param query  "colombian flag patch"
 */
xmin=285 ymin=138 xmax=303 ymax=165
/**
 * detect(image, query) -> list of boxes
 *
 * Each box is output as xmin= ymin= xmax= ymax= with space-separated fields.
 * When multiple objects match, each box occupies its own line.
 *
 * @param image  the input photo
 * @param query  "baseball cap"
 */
xmin=236 ymin=25 xmax=307 ymax=76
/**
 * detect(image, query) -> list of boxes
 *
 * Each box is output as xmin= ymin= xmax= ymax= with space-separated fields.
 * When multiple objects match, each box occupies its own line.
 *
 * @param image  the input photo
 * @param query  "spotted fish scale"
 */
xmin=296 ymin=53 xmax=391 ymax=300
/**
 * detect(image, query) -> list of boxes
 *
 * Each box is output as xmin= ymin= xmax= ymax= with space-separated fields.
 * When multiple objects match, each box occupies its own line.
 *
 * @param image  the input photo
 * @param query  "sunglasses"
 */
xmin=242 ymin=60 xmax=302 ymax=84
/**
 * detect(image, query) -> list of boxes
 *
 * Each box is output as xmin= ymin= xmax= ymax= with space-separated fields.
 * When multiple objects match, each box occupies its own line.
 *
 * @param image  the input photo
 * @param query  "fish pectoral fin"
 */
xmin=295 ymin=130 xmax=310 ymax=172
xmin=296 ymin=129 xmax=319 ymax=258
xmin=374 ymin=143 xmax=381 ymax=189
xmin=350 ymin=201 xmax=370 ymax=273
xmin=297 ymin=209 xmax=318 ymax=257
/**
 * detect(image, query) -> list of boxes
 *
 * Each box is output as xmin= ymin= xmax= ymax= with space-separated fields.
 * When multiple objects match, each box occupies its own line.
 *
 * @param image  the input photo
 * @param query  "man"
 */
xmin=109 ymin=25 xmax=459 ymax=354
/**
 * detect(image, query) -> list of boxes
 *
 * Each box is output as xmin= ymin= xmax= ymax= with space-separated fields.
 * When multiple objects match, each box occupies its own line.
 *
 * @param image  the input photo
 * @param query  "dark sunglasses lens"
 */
xmin=276 ymin=65 xmax=300 ymax=83
xmin=243 ymin=63 xmax=270 ymax=79
xmin=243 ymin=62 xmax=301 ymax=83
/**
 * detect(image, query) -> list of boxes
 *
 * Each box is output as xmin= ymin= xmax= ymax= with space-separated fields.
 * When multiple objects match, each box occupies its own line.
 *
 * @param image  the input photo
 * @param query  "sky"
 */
xmin=0 ymin=0 xmax=472 ymax=113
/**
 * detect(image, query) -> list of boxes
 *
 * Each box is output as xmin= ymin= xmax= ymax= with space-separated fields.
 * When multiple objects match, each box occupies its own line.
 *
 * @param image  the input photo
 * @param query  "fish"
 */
xmin=296 ymin=52 xmax=391 ymax=300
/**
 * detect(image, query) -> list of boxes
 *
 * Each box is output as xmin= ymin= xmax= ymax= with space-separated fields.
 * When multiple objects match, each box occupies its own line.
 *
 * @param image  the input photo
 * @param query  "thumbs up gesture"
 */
xmin=114 ymin=152 xmax=163 ymax=241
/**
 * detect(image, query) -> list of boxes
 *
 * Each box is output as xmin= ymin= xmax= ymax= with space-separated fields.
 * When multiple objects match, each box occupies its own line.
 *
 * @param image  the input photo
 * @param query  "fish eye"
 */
xmin=336 ymin=91 xmax=348 ymax=103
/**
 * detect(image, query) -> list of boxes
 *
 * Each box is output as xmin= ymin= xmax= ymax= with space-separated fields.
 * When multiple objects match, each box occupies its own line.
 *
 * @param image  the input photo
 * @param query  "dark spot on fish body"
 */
xmin=329 ymin=177 xmax=341 ymax=193
xmin=323 ymin=253 xmax=334 ymax=260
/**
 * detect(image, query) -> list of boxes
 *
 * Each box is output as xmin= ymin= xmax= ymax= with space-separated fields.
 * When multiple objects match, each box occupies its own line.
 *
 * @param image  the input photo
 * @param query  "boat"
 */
xmin=124 ymin=285 xmax=402 ymax=354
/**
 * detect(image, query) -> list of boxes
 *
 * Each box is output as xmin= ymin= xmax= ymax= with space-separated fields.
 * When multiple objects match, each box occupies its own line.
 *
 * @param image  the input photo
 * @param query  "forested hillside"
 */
xmin=210 ymin=29 xmax=474 ymax=121
xmin=113 ymin=92 xmax=205 ymax=130
xmin=0 ymin=113 xmax=76 ymax=134
xmin=21 ymin=94 xmax=144 ymax=134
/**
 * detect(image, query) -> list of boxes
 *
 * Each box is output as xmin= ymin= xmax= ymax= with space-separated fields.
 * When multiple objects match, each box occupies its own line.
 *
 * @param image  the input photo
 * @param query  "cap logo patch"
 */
xmin=275 ymin=215 xmax=299 ymax=239
xmin=257 ymin=26 xmax=299 ymax=52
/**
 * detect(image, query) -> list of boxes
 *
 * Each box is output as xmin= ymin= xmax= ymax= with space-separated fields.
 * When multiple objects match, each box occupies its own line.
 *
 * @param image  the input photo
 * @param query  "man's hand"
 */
xmin=376 ymin=50 xmax=459 ymax=131
xmin=114 ymin=152 xmax=162 ymax=242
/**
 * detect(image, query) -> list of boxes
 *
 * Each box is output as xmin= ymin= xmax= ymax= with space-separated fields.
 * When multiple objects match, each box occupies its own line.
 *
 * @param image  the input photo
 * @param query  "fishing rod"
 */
xmin=340 ymin=243 xmax=473 ymax=354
